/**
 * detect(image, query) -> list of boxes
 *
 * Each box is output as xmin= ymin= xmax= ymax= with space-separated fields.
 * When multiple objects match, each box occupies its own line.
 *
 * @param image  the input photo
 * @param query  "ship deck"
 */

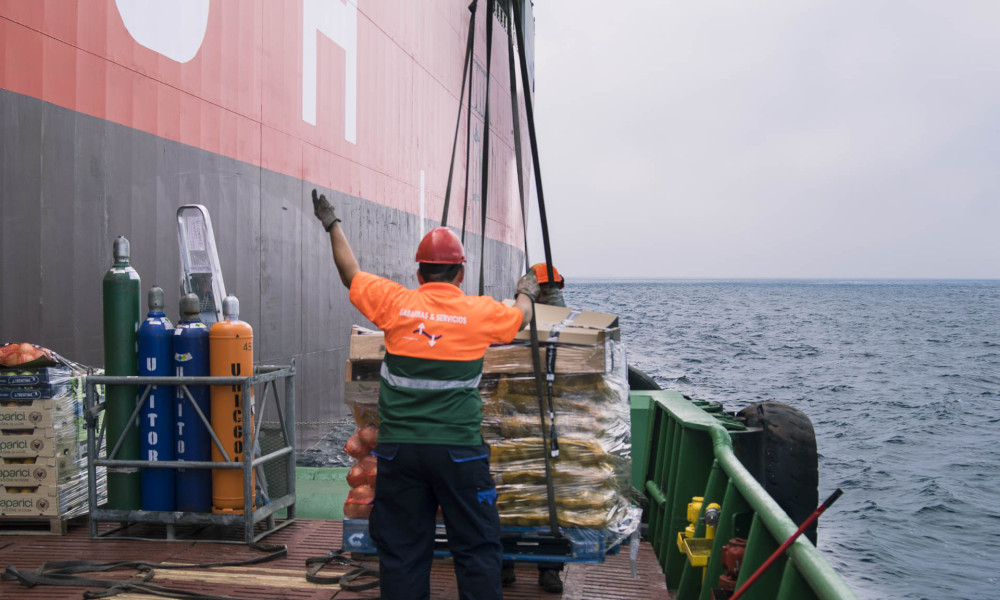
xmin=0 ymin=518 xmax=670 ymax=600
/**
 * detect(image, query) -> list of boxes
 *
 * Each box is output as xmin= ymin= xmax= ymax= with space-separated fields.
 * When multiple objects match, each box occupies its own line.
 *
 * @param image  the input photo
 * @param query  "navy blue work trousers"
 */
xmin=370 ymin=442 xmax=503 ymax=600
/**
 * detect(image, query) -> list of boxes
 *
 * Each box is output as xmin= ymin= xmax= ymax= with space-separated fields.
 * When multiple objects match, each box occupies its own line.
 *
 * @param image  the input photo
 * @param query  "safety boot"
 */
xmin=538 ymin=568 xmax=563 ymax=593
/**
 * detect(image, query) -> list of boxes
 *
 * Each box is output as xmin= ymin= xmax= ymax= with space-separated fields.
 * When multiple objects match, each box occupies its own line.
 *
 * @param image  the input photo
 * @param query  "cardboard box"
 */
xmin=0 ymin=397 xmax=81 ymax=430
xmin=0 ymin=400 xmax=58 ymax=428
xmin=0 ymin=431 xmax=79 ymax=459
xmin=505 ymin=301 xmax=619 ymax=345
xmin=0 ymin=455 xmax=82 ymax=485
xmin=348 ymin=327 xmax=387 ymax=361
xmin=0 ymin=483 xmax=89 ymax=517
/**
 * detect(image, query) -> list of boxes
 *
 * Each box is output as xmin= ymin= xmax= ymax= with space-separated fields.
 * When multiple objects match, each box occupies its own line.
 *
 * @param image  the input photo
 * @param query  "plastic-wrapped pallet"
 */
xmin=344 ymin=303 xmax=642 ymax=556
xmin=0 ymin=359 xmax=107 ymax=519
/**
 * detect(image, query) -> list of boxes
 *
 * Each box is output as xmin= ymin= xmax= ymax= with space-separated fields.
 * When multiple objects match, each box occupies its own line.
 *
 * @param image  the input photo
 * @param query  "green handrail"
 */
xmin=636 ymin=390 xmax=857 ymax=600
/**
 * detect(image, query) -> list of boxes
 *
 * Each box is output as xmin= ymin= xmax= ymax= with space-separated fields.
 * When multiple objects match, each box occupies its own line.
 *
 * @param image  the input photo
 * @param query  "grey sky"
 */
xmin=525 ymin=1 xmax=1000 ymax=279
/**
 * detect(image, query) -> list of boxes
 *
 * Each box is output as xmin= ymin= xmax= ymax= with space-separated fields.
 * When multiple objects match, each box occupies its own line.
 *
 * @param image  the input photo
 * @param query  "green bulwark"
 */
xmin=633 ymin=390 xmax=857 ymax=600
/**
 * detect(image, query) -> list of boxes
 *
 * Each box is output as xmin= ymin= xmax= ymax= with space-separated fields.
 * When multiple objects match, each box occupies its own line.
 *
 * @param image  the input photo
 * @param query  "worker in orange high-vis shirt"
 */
xmin=312 ymin=190 xmax=539 ymax=600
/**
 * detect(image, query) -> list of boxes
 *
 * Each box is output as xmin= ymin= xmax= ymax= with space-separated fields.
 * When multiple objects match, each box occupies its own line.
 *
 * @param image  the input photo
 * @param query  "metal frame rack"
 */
xmin=84 ymin=364 xmax=296 ymax=544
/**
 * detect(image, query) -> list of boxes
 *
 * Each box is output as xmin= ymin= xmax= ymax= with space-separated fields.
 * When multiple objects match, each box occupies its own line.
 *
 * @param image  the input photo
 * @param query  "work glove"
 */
xmin=537 ymin=285 xmax=567 ymax=308
xmin=312 ymin=189 xmax=341 ymax=231
xmin=516 ymin=271 xmax=540 ymax=302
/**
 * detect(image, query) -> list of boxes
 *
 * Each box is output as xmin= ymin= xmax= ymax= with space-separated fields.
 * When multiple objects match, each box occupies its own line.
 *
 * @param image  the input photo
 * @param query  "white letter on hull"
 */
xmin=303 ymin=0 xmax=358 ymax=144
xmin=115 ymin=0 xmax=210 ymax=64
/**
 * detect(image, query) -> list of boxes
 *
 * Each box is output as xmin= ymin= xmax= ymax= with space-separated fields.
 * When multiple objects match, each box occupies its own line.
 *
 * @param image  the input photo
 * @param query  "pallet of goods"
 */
xmin=342 ymin=304 xmax=641 ymax=560
xmin=0 ymin=344 xmax=106 ymax=533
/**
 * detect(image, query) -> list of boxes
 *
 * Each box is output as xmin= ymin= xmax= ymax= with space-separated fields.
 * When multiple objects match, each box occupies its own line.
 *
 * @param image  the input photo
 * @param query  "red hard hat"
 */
xmin=416 ymin=227 xmax=466 ymax=264
xmin=532 ymin=263 xmax=564 ymax=288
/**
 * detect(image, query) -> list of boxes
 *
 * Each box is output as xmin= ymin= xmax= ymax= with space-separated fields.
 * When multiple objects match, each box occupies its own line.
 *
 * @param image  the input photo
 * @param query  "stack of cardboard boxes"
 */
xmin=344 ymin=303 xmax=641 ymax=553
xmin=0 ymin=366 xmax=100 ymax=524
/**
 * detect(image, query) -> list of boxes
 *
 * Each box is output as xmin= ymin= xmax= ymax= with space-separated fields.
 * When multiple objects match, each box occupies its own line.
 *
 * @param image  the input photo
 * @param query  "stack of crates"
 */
xmin=0 ymin=366 xmax=103 ymax=530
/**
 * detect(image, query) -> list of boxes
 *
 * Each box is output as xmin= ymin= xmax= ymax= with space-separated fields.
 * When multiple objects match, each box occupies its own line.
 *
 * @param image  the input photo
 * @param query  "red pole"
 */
xmin=730 ymin=489 xmax=843 ymax=600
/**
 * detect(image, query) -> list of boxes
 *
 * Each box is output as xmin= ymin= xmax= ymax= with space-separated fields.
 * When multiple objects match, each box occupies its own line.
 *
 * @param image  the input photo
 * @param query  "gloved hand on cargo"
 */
xmin=516 ymin=271 xmax=540 ymax=302
xmin=312 ymin=189 xmax=341 ymax=231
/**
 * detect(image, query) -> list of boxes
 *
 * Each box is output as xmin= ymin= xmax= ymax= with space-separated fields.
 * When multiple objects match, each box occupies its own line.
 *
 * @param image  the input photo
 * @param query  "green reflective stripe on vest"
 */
xmin=378 ymin=352 xmax=485 ymax=446
xmin=383 ymin=352 xmax=484 ymax=381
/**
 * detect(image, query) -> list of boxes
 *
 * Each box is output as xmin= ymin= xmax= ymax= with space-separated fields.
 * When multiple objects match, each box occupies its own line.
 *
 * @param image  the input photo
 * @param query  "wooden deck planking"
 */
xmin=0 ymin=518 xmax=670 ymax=599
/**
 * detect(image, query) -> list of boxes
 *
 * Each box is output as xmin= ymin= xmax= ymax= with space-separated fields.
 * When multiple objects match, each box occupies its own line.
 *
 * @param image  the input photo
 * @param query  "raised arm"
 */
xmin=313 ymin=189 xmax=360 ymax=288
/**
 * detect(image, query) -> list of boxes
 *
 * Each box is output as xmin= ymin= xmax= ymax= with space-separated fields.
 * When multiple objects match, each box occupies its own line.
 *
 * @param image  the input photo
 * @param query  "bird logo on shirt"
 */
xmin=413 ymin=323 xmax=443 ymax=347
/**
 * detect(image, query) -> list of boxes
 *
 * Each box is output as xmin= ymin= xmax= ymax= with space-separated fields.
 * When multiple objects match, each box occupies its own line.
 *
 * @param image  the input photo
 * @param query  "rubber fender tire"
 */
xmin=737 ymin=401 xmax=819 ymax=544
xmin=627 ymin=365 xmax=661 ymax=391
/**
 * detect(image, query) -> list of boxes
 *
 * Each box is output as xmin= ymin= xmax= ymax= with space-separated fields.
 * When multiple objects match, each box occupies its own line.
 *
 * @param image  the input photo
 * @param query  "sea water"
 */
xmin=566 ymin=279 xmax=1000 ymax=600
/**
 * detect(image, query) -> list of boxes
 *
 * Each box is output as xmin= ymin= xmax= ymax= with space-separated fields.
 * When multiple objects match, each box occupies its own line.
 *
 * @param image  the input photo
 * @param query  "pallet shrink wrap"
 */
xmin=344 ymin=305 xmax=642 ymax=555
xmin=0 ymin=360 xmax=107 ymax=520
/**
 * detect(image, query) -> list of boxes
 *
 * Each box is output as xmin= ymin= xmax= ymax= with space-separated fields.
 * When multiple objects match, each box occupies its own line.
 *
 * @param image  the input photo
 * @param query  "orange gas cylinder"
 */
xmin=209 ymin=295 xmax=255 ymax=513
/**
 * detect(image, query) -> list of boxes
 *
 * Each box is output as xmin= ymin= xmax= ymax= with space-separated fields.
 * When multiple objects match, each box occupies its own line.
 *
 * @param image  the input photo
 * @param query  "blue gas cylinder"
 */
xmin=172 ymin=292 xmax=212 ymax=512
xmin=138 ymin=286 xmax=176 ymax=511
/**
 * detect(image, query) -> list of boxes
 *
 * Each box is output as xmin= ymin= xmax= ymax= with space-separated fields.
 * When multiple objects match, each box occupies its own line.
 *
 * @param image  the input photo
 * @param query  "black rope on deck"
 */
xmin=305 ymin=548 xmax=380 ymax=593
xmin=1 ymin=543 xmax=287 ymax=600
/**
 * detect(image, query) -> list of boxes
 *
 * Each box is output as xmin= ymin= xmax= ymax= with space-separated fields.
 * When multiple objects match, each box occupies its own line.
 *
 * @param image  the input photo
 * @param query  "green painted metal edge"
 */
xmin=276 ymin=467 xmax=350 ymax=520
xmin=633 ymin=390 xmax=858 ymax=600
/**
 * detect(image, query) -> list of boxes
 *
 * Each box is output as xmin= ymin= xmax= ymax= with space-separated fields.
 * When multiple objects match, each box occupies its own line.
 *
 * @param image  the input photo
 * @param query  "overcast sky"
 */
xmin=525 ymin=1 xmax=1000 ymax=279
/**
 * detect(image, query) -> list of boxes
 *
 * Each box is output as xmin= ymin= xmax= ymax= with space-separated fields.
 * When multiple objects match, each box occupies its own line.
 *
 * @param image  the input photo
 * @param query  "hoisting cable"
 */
xmin=477 ymin=0 xmax=496 ymax=296
xmin=460 ymin=3 xmax=478 ymax=246
xmin=1 ymin=545 xmax=287 ymax=600
xmin=510 ymin=0 xmax=556 ymax=288
xmin=440 ymin=0 xmax=478 ymax=229
xmin=505 ymin=0 xmax=560 ymax=538
xmin=505 ymin=0 xmax=530 ymax=259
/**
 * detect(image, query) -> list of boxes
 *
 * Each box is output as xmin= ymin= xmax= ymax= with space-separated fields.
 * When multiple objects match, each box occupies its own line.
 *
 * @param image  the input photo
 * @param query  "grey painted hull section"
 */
xmin=0 ymin=89 xmax=524 ymax=448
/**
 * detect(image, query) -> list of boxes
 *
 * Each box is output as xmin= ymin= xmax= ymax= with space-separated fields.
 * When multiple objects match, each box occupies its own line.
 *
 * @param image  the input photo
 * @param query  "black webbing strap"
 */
xmin=460 ymin=2 xmax=478 ymax=245
xmin=545 ymin=343 xmax=560 ymax=457
xmin=304 ymin=550 xmax=379 ymax=591
xmin=510 ymin=0 xmax=556 ymax=285
xmin=477 ymin=0 xmax=496 ymax=296
xmin=526 ymin=300 xmax=562 ymax=538
xmin=440 ymin=1 xmax=478 ymax=228
xmin=505 ymin=0 xmax=560 ymax=537
xmin=505 ymin=0 xmax=530 ymax=261
xmin=1 ymin=545 xmax=287 ymax=600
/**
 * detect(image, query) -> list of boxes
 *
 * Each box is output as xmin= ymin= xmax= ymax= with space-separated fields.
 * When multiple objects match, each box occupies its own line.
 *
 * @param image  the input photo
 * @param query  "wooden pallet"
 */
xmin=0 ymin=515 xmax=70 ymax=535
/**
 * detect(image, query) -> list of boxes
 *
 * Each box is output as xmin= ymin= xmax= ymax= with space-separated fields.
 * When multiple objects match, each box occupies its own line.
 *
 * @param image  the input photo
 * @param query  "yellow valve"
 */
xmin=684 ymin=496 xmax=703 ymax=538
xmin=704 ymin=502 xmax=722 ymax=540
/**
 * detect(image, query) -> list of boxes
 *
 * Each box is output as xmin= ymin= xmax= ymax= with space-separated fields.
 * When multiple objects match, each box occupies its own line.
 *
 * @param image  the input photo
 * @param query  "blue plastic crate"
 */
xmin=341 ymin=519 xmax=613 ymax=563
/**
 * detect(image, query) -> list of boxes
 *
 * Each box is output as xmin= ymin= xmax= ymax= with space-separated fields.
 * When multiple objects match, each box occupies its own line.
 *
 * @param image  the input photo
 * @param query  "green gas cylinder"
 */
xmin=102 ymin=235 xmax=142 ymax=510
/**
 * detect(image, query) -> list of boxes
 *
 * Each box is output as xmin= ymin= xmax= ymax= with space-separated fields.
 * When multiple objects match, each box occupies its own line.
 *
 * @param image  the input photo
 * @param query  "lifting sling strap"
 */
xmin=440 ymin=0 xmax=478 ymax=230
xmin=440 ymin=0 xmax=563 ymax=538
xmin=505 ymin=0 xmax=561 ymax=537
xmin=304 ymin=549 xmax=380 ymax=591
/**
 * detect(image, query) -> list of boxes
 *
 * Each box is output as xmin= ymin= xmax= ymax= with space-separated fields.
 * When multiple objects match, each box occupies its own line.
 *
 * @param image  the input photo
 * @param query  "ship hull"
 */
xmin=0 ymin=1 xmax=533 ymax=446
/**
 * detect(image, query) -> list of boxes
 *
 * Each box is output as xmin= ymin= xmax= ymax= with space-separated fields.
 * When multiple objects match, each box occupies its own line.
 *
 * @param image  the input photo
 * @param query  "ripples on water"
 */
xmin=567 ymin=279 xmax=1000 ymax=600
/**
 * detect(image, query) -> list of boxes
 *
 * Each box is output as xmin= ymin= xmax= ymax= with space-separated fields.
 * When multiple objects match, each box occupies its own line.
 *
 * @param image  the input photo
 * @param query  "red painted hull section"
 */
xmin=0 ymin=0 xmax=527 ymax=246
